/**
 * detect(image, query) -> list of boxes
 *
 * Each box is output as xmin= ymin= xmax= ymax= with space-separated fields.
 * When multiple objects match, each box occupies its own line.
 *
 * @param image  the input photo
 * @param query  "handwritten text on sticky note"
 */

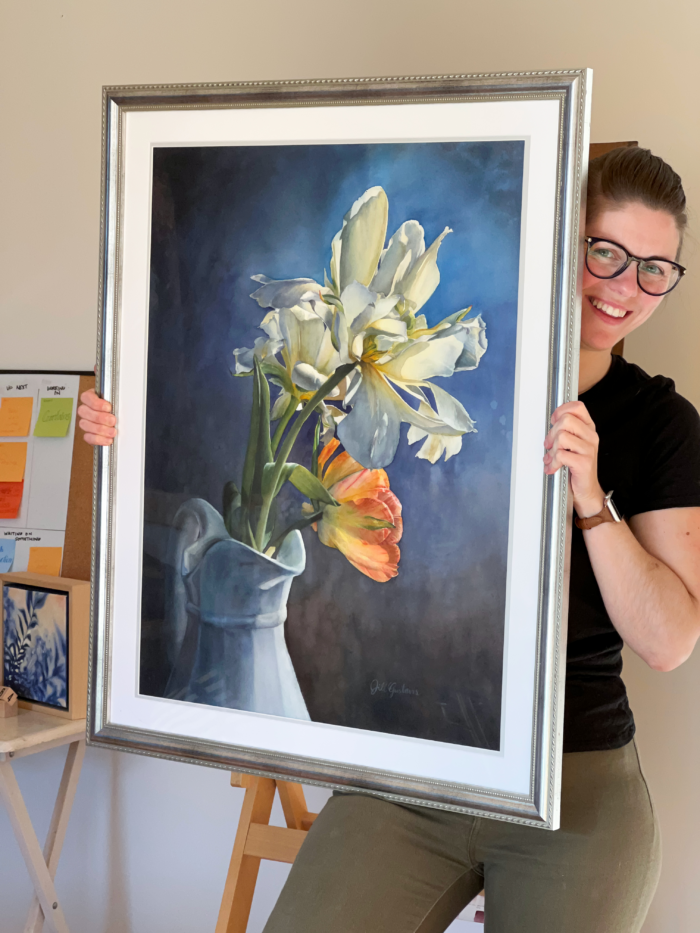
xmin=27 ymin=546 xmax=63 ymax=576
xmin=0 ymin=539 xmax=16 ymax=572
xmin=34 ymin=398 xmax=74 ymax=438
xmin=0 ymin=481 xmax=24 ymax=519
xmin=0 ymin=443 xmax=28 ymax=482
xmin=0 ymin=397 xmax=34 ymax=437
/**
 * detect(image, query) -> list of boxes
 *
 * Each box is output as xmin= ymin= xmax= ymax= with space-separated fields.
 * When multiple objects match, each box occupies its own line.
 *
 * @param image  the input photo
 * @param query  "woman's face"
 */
xmin=581 ymin=201 xmax=681 ymax=352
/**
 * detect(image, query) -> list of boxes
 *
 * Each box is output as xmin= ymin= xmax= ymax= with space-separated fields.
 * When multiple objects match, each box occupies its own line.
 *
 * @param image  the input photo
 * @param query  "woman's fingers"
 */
xmin=544 ymin=412 xmax=598 ymax=451
xmin=544 ymin=447 xmax=588 ymax=475
xmin=550 ymin=400 xmax=595 ymax=428
xmin=545 ymin=401 xmax=604 ymax=511
xmin=79 ymin=417 xmax=116 ymax=437
xmin=76 ymin=405 xmax=115 ymax=428
xmin=80 ymin=387 xmax=112 ymax=414
xmin=546 ymin=430 xmax=594 ymax=457
xmin=80 ymin=386 xmax=116 ymax=447
xmin=82 ymin=432 xmax=115 ymax=447
xmin=544 ymin=429 xmax=596 ymax=476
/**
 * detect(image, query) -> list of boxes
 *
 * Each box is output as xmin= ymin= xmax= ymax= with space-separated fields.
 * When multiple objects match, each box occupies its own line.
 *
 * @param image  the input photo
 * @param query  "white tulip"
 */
xmin=407 ymin=383 xmax=476 ymax=463
xmin=330 ymin=187 xmax=389 ymax=294
xmin=237 ymin=186 xmax=488 ymax=469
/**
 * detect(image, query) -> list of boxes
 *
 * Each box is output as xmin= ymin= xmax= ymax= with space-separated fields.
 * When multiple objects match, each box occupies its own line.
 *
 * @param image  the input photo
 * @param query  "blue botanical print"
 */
xmin=3 ymin=586 xmax=68 ymax=709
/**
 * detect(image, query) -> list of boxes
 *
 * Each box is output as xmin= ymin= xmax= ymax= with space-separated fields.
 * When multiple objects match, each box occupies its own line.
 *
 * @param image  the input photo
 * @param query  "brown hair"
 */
xmin=587 ymin=147 xmax=687 ymax=245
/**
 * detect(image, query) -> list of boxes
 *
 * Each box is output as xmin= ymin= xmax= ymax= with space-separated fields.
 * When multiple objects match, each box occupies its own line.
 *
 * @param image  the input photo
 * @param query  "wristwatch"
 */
xmin=574 ymin=490 xmax=622 ymax=530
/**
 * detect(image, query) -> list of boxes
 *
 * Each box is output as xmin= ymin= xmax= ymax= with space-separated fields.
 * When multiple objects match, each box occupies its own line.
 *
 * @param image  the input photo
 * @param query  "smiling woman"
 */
xmin=77 ymin=143 xmax=700 ymax=933
xmin=260 ymin=146 xmax=700 ymax=933
xmin=578 ymin=147 xmax=688 ymax=379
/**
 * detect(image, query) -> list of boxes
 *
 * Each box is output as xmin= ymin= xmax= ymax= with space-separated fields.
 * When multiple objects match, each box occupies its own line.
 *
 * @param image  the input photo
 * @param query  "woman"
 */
xmin=79 ymin=147 xmax=700 ymax=932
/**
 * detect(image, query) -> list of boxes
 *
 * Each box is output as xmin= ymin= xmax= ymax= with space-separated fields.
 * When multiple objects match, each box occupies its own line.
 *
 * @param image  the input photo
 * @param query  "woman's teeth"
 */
xmin=590 ymin=297 xmax=627 ymax=319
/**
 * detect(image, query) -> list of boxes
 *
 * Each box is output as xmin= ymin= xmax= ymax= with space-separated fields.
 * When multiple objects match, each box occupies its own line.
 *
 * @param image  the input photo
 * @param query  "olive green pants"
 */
xmin=263 ymin=741 xmax=660 ymax=933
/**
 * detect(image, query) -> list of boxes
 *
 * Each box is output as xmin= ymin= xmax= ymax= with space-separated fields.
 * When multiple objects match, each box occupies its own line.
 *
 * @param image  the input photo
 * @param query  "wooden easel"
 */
xmin=215 ymin=773 xmax=318 ymax=933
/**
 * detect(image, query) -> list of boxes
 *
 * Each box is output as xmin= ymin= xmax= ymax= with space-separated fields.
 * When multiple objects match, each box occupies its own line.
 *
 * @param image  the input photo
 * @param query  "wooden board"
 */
xmin=62 ymin=373 xmax=94 ymax=580
xmin=1 ymin=572 xmax=91 ymax=720
xmin=0 ymin=709 xmax=85 ymax=758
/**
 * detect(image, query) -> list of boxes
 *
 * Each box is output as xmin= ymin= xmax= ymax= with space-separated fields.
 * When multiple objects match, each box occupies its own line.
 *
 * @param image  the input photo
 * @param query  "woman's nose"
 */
xmin=608 ymin=263 xmax=639 ymax=298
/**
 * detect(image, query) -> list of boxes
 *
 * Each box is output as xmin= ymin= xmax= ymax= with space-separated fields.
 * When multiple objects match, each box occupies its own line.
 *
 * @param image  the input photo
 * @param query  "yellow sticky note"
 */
xmin=0 ymin=397 xmax=33 ymax=437
xmin=0 ymin=442 xmax=28 ymax=482
xmin=33 ymin=397 xmax=74 ymax=438
xmin=27 ymin=547 xmax=63 ymax=577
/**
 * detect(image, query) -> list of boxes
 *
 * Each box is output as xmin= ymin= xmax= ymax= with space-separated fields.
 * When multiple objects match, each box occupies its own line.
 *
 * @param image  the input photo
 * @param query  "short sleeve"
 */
xmin=631 ymin=387 xmax=700 ymax=516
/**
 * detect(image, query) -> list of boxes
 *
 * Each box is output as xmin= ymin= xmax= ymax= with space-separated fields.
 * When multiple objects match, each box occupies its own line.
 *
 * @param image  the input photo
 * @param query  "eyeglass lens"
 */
xmin=586 ymin=241 xmax=680 ymax=295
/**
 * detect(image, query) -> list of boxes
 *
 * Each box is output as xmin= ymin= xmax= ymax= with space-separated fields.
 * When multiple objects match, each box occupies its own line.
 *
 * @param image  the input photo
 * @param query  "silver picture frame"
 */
xmin=88 ymin=70 xmax=592 ymax=829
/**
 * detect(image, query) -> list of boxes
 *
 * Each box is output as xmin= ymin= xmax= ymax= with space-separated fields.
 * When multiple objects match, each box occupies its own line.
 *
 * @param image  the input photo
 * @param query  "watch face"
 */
xmin=604 ymin=492 xmax=622 ymax=522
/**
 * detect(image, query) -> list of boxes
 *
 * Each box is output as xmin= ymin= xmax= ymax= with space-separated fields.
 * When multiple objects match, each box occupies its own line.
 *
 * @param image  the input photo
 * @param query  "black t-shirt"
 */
xmin=564 ymin=354 xmax=700 ymax=753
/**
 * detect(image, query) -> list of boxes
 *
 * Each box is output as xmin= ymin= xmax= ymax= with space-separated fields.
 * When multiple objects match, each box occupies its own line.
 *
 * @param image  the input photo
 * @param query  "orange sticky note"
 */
xmin=27 ymin=546 xmax=63 ymax=577
xmin=0 ymin=442 xmax=28 ymax=482
xmin=0 ymin=397 xmax=33 ymax=437
xmin=0 ymin=481 xmax=24 ymax=519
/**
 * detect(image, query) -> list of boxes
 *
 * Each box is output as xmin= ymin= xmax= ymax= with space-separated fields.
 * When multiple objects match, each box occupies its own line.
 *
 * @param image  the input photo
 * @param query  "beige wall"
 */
xmin=1 ymin=1 xmax=699 ymax=930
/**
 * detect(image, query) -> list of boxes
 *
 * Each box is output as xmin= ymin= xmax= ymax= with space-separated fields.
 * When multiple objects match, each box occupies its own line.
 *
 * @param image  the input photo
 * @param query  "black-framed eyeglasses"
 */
xmin=584 ymin=237 xmax=686 ymax=297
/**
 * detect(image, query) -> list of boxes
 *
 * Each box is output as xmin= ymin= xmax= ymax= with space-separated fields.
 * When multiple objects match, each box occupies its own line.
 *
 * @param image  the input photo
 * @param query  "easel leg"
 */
xmin=215 ymin=776 xmax=277 ymax=933
xmin=23 ymin=740 xmax=86 ymax=933
xmin=0 ymin=760 xmax=71 ymax=933
xmin=276 ymin=781 xmax=308 ymax=830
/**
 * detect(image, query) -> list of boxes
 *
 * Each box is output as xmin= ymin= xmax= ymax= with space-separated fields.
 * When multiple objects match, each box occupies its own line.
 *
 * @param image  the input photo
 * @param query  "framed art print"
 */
xmin=89 ymin=71 xmax=592 ymax=829
xmin=1 ymin=572 xmax=90 ymax=719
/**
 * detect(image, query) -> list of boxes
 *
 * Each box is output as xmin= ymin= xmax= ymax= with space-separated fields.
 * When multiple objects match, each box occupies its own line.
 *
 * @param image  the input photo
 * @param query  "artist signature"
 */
xmin=370 ymin=680 xmax=419 ymax=698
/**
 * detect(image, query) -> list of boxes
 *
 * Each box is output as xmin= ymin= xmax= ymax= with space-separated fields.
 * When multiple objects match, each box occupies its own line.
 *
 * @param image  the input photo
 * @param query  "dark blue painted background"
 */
xmin=142 ymin=140 xmax=524 ymax=750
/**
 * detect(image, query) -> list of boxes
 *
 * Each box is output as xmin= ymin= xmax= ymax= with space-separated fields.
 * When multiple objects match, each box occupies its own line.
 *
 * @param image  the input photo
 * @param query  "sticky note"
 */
xmin=0 ymin=481 xmax=23 ymax=519
xmin=0 ymin=397 xmax=33 ymax=437
xmin=0 ymin=539 xmax=16 ymax=572
xmin=0 ymin=443 xmax=28 ymax=482
xmin=33 ymin=398 xmax=74 ymax=438
xmin=27 ymin=546 xmax=63 ymax=577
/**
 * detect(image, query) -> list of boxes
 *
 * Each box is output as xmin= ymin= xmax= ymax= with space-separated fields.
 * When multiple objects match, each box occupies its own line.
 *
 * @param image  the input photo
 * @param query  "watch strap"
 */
xmin=575 ymin=492 xmax=622 ymax=530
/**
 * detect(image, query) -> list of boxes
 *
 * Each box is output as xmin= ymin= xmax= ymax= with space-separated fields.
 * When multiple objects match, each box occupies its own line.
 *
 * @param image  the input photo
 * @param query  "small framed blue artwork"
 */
xmin=1 ymin=572 xmax=90 ymax=720
xmin=2 ymin=582 xmax=69 ymax=710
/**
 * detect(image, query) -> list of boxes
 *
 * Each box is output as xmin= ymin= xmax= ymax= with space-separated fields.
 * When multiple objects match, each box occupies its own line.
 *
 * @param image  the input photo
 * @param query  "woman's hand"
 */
xmin=544 ymin=400 xmax=605 ymax=518
xmin=78 ymin=388 xmax=116 ymax=446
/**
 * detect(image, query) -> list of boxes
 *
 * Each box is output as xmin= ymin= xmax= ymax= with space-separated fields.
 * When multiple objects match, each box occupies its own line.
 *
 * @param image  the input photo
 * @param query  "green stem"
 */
xmin=271 ymin=395 xmax=299 ymax=454
xmin=311 ymin=418 xmax=321 ymax=478
xmin=253 ymin=363 xmax=356 ymax=551
xmin=310 ymin=417 xmax=322 ymax=513
xmin=267 ymin=509 xmax=324 ymax=552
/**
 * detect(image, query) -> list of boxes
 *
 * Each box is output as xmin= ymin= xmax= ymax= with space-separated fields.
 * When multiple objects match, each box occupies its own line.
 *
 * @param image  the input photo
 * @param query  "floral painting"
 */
xmin=3 ymin=584 xmax=68 ymax=709
xmin=140 ymin=140 xmax=524 ymax=751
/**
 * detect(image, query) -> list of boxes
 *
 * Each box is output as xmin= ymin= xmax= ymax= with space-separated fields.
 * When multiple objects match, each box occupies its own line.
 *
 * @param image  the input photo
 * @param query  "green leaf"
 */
xmin=311 ymin=418 xmax=321 ymax=480
xmin=241 ymin=359 xmax=261 ymax=508
xmin=251 ymin=358 xmax=273 ymax=500
xmin=268 ymin=509 xmax=325 ymax=551
xmin=271 ymin=395 xmax=300 ymax=451
xmin=222 ymin=481 xmax=241 ymax=537
xmin=357 ymin=517 xmax=394 ymax=531
xmin=261 ymin=360 xmax=294 ymax=395
xmin=262 ymin=462 xmax=297 ymax=499
xmin=321 ymin=293 xmax=344 ymax=310
xmin=256 ymin=358 xmax=273 ymax=467
xmin=288 ymin=465 xmax=339 ymax=506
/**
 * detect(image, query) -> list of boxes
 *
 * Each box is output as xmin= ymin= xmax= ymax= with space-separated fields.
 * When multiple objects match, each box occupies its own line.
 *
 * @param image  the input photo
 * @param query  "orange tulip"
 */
xmin=308 ymin=438 xmax=403 ymax=582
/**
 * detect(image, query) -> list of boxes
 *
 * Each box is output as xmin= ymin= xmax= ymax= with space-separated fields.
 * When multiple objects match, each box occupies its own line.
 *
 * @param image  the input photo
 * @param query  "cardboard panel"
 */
xmin=0 ymin=571 xmax=90 ymax=720
xmin=62 ymin=373 xmax=95 ymax=580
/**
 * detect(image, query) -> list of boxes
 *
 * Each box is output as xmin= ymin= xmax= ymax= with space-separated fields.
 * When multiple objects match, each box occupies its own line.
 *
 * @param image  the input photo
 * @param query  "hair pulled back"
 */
xmin=587 ymin=147 xmax=687 ymax=241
